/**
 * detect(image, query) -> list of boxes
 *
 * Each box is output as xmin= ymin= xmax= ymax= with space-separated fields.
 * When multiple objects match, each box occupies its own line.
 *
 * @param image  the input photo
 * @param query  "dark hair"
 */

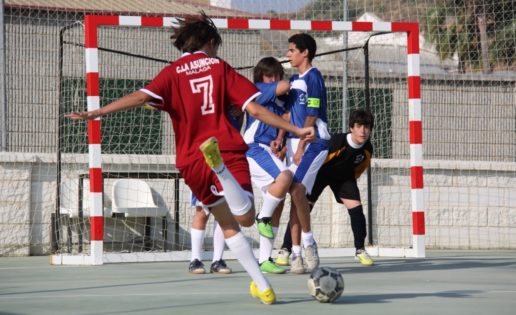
xmin=349 ymin=109 xmax=374 ymax=129
xmin=288 ymin=33 xmax=317 ymax=62
xmin=171 ymin=12 xmax=222 ymax=53
xmin=253 ymin=57 xmax=284 ymax=83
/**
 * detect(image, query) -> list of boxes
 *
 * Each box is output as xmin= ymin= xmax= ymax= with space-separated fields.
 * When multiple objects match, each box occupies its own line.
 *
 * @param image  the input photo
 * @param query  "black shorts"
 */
xmin=307 ymin=171 xmax=361 ymax=204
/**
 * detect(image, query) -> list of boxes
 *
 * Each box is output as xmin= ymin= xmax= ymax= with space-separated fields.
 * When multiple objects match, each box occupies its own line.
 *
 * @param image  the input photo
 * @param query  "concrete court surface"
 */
xmin=0 ymin=250 xmax=515 ymax=315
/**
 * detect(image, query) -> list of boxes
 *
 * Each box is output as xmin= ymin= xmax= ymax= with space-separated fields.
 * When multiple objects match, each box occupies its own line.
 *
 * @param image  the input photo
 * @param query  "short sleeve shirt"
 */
xmin=141 ymin=52 xmax=260 ymax=167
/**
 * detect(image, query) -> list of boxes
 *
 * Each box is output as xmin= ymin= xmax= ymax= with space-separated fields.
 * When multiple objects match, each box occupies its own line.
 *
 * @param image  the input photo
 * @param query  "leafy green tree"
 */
xmin=424 ymin=0 xmax=515 ymax=73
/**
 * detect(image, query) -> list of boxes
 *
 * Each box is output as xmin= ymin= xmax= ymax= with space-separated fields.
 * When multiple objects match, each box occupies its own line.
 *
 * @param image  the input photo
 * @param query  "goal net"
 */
xmin=51 ymin=14 xmax=423 ymax=265
xmin=1 ymin=0 xmax=514 ymax=265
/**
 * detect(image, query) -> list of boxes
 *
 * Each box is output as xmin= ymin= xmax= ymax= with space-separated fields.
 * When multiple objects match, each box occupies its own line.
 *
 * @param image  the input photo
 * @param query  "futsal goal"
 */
xmin=51 ymin=15 xmax=423 ymax=265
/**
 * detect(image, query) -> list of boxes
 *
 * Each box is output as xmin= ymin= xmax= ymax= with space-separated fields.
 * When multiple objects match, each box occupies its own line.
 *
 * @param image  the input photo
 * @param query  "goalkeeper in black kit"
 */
xmin=276 ymin=109 xmax=375 ymax=266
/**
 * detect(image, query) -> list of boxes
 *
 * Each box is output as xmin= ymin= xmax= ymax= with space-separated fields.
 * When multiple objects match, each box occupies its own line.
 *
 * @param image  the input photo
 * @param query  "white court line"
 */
xmin=0 ymin=290 xmax=310 ymax=299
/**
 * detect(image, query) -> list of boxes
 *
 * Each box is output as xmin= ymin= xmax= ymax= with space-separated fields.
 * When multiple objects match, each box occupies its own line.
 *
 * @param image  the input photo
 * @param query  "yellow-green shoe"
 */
xmin=250 ymin=281 xmax=276 ymax=305
xmin=275 ymin=248 xmax=290 ymax=266
xmin=256 ymin=216 xmax=274 ymax=239
xmin=260 ymin=259 xmax=286 ymax=274
xmin=355 ymin=249 xmax=374 ymax=266
xmin=199 ymin=137 xmax=223 ymax=169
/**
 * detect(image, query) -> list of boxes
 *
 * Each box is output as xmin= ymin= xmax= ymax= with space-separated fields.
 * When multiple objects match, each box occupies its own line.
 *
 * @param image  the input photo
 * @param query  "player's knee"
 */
xmin=234 ymin=208 xmax=255 ymax=227
xmin=229 ymin=195 xmax=254 ymax=216
xmin=290 ymin=184 xmax=306 ymax=200
xmin=347 ymin=204 xmax=363 ymax=213
xmin=279 ymin=170 xmax=293 ymax=183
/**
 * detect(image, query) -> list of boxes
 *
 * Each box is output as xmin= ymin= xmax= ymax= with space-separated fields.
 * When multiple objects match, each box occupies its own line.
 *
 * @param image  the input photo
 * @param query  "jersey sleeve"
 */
xmin=305 ymin=72 xmax=325 ymax=117
xmin=255 ymin=82 xmax=278 ymax=105
xmin=324 ymin=133 xmax=347 ymax=163
xmin=223 ymin=61 xmax=260 ymax=110
xmin=140 ymin=65 xmax=173 ymax=111
xmin=328 ymin=133 xmax=347 ymax=153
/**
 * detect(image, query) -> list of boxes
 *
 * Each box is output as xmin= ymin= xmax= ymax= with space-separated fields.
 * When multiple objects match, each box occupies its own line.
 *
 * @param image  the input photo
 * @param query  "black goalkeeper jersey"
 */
xmin=321 ymin=132 xmax=373 ymax=179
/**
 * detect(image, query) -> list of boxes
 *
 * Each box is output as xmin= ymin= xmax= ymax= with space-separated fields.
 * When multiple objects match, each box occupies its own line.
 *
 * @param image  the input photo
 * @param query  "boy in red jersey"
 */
xmin=66 ymin=12 xmax=314 ymax=305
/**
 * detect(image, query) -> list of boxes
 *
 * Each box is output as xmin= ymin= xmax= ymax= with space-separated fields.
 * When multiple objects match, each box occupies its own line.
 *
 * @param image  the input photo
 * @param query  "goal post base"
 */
xmin=50 ymin=247 xmax=421 ymax=265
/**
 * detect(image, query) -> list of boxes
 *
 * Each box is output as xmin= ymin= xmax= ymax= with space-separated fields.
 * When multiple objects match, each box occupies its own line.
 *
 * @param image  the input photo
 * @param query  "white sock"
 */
xmin=258 ymin=227 xmax=278 ymax=264
xmin=212 ymin=220 xmax=225 ymax=262
xmin=302 ymin=231 xmax=315 ymax=248
xmin=190 ymin=228 xmax=205 ymax=261
xmin=257 ymin=192 xmax=283 ymax=219
xmin=225 ymin=232 xmax=271 ymax=292
xmin=292 ymin=245 xmax=302 ymax=257
xmin=213 ymin=166 xmax=252 ymax=216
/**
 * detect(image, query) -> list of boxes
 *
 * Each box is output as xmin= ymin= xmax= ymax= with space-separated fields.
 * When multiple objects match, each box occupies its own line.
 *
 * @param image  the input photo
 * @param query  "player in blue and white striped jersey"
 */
xmin=243 ymin=57 xmax=292 ymax=274
xmin=284 ymin=33 xmax=330 ymax=274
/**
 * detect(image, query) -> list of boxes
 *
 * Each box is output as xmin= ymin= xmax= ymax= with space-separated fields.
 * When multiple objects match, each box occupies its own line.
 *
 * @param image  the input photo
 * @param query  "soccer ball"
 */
xmin=307 ymin=266 xmax=344 ymax=303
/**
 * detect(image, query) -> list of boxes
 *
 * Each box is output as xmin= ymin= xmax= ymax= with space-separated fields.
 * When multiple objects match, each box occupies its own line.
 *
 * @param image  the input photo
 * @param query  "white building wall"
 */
xmin=1 ymin=153 xmax=515 ymax=256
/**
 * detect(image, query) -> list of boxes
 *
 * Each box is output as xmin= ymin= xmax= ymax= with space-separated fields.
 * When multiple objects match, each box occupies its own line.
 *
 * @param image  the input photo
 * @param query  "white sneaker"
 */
xmin=275 ymin=248 xmax=290 ymax=266
xmin=290 ymin=254 xmax=304 ymax=274
xmin=304 ymin=242 xmax=320 ymax=272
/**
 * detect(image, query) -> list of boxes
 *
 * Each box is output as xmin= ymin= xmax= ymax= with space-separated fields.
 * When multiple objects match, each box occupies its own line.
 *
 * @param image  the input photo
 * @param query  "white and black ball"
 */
xmin=307 ymin=266 xmax=344 ymax=303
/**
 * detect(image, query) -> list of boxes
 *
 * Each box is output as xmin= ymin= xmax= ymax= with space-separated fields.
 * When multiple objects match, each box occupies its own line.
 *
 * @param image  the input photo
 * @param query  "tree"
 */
xmin=424 ymin=0 xmax=515 ymax=73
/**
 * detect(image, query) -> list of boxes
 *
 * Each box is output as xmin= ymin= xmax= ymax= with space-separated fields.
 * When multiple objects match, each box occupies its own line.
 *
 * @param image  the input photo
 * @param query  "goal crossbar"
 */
xmin=51 ymin=15 xmax=424 ymax=265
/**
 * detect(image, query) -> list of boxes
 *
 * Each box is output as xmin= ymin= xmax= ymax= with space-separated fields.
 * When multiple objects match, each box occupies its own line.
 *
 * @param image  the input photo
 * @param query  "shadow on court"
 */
xmin=0 ymin=251 xmax=515 ymax=315
xmin=335 ymin=256 xmax=516 ymax=274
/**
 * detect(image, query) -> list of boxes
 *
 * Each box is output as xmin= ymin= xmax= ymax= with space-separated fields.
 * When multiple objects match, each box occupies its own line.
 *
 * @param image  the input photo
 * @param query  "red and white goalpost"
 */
xmin=52 ymin=15 xmax=424 ymax=265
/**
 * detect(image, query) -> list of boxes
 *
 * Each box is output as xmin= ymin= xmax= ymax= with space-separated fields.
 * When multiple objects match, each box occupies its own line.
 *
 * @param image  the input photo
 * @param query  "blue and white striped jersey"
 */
xmin=244 ymin=81 xmax=286 ymax=146
xmin=287 ymin=67 xmax=330 ymax=142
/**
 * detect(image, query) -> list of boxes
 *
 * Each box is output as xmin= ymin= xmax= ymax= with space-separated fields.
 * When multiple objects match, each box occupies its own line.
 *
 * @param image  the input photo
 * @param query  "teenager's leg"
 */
xmin=289 ymin=203 xmax=301 ymax=247
xmin=257 ymin=170 xmax=292 ymax=219
xmin=210 ymin=220 xmax=232 ymax=274
xmin=200 ymin=138 xmax=253 ymax=219
xmin=258 ymin=227 xmax=278 ymax=264
xmin=190 ymin=206 xmax=209 ymax=261
xmin=290 ymin=183 xmax=313 ymax=245
xmin=212 ymin=220 xmax=225 ymax=261
xmin=343 ymin=199 xmax=367 ymax=250
xmin=211 ymin=203 xmax=272 ymax=292
xmin=280 ymin=222 xmax=293 ymax=251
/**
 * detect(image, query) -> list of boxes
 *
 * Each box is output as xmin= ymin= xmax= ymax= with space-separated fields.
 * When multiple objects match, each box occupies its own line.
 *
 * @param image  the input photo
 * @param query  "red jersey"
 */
xmin=141 ymin=51 xmax=260 ymax=168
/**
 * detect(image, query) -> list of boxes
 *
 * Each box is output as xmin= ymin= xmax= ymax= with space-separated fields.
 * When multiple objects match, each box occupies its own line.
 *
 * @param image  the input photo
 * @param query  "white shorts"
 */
xmin=246 ymin=143 xmax=289 ymax=194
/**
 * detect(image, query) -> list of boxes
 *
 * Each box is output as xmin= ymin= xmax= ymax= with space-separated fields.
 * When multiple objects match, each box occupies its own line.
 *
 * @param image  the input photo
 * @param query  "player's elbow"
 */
xmin=245 ymin=102 xmax=263 ymax=118
xmin=276 ymin=81 xmax=290 ymax=96
xmin=131 ymin=91 xmax=152 ymax=106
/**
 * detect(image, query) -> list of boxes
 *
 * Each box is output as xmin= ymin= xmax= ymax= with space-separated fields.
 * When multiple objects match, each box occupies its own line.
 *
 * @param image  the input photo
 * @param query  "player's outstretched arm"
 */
xmin=275 ymin=80 xmax=290 ymax=96
xmin=246 ymin=101 xmax=314 ymax=142
xmin=65 ymin=91 xmax=152 ymax=120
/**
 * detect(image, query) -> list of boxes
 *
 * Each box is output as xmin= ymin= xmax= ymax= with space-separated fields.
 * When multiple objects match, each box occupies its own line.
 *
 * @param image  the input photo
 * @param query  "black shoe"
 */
xmin=210 ymin=259 xmax=232 ymax=274
xmin=188 ymin=259 xmax=205 ymax=274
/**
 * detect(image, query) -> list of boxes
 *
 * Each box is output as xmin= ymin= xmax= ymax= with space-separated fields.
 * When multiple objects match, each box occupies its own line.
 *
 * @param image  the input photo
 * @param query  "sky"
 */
xmin=224 ymin=0 xmax=312 ymax=13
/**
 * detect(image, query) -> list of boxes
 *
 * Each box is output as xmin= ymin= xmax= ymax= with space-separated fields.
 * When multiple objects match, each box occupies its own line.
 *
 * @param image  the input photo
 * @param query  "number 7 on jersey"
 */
xmin=190 ymin=76 xmax=215 ymax=115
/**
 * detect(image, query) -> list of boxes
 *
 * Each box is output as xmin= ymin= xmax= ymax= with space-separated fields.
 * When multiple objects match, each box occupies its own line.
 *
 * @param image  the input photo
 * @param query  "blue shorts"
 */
xmin=286 ymin=139 xmax=328 ymax=194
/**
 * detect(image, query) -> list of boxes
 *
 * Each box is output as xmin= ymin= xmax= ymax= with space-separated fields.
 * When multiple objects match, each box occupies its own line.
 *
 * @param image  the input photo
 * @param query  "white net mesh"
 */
xmin=0 ymin=0 xmax=514 ymax=261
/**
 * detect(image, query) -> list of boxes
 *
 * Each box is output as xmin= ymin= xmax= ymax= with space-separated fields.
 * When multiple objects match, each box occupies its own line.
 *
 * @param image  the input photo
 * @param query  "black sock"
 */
xmin=280 ymin=222 xmax=292 ymax=252
xmin=348 ymin=205 xmax=367 ymax=250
